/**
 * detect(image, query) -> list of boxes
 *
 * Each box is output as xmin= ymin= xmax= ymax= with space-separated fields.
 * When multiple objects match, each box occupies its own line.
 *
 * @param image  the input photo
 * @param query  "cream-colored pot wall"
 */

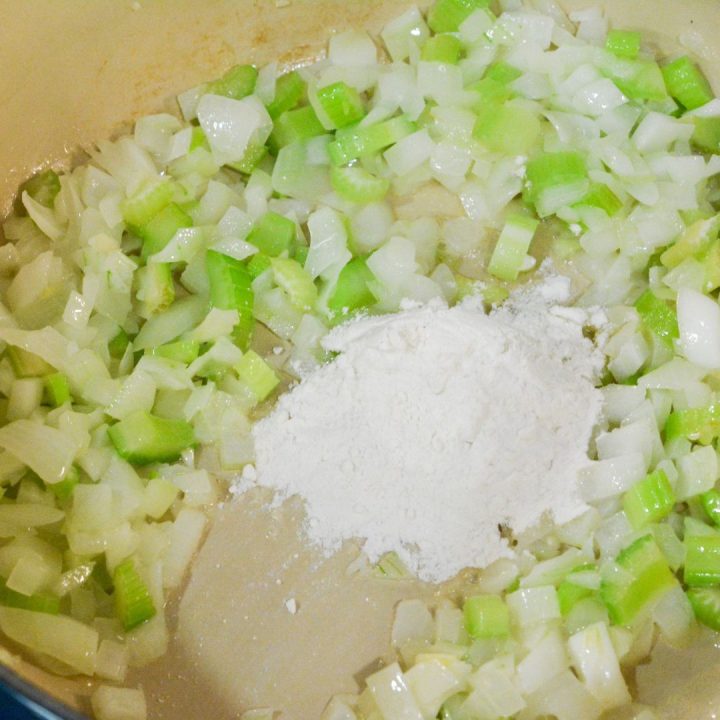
xmin=2 ymin=1 xmax=720 ymax=718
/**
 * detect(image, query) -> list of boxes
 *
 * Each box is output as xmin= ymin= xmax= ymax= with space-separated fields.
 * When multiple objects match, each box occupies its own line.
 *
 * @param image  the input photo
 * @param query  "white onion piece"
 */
xmin=197 ymin=94 xmax=272 ymax=166
xmin=677 ymin=288 xmax=720 ymax=369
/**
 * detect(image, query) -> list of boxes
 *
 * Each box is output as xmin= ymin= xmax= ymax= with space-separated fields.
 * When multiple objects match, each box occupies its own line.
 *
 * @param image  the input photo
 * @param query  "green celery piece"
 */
xmin=190 ymin=126 xmax=210 ymax=151
xmin=701 ymin=490 xmax=720 ymax=527
xmin=463 ymin=595 xmax=510 ymax=638
xmin=330 ymin=166 xmax=390 ymax=204
xmin=122 ymin=180 xmax=175 ymax=230
xmin=269 ymin=106 xmax=325 ymax=153
xmin=605 ymin=30 xmax=642 ymax=60
xmin=20 ymin=169 xmax=61 ymax=209
xmin=600 ymin=534 xmax=677 ymax=625
xmin=227 ymin=141 xmax=268 ymax=175
xmin=488 ymin=214 xmax=539 ymax=282
xmin=692 ymin=117 xmax=720 ymax=154
xmin=664 ymin=403 xmax=720 ymax=445
xmin=108 ymin=329 xmax=130 ymax=360
xmin=421 ymin=34 xmax=463 ymax=64
xmin=661 ymin=216 xmax=720 ymax=269
xmin=685 ymin=534 xmax=720 ymax=587
xmin=468 ymin=78 xmax=514 ymax=109
xmin=701 ymin=240 xmax=720 ymax=293
xmin=43 ymin=372 xmax=71 ymax=407
xmin=327 ymin=258 xmax=377 ymax=320
xmin=605 ymin=57 xmax=668 ymax=102
xmin=428 ymin=0 xmax=491 ymax=33
xmin=485 ymin=62 xmax=523 ymax=84
xmin=481 ymin=283 xmax=509 ymax=305
xmin=473 ymin=103 xmax=541 ymax=155
xmin=634 ymin=290 xmax=679 ymax=348
xmin=0 ymin=579 xmax=60 ymax=615
xmin=137 ymin=203 xmax=193 ymax=260
xmin=373 ymin=551 xmax=411 ymax=579
xmin=108 ymin=410 xmax=195 ymax=465
xmin=149 ymin=339 xmax=201 ymax=364
xmin=205 ymin=249 xmax=254 ymax=350
xmin=135 ymin=263 xmax=175 ymax=319
xmin=575 ymin=183 xmax=624 ymax=216
xmin=328 ymin=116 xmax=417 ymax=166
xmin=113 ymin=559 xmax=157 ymax=632
xmin=524 ymin=151 xmax=588 ymax=216
xmin=271 ymin=258 xmax=318 ymax=312
xmin=623 ymin=469 xmax=675 ymax=529
xmin=688 ymin=587 xmax=720 ymax=631
xmin=49 ymin=466 xmax=79 ymax=502
xmin=315 ymin=81 xmax=366 ymax=129
xmin=236 ymin=350 xmax=280 ymax=402
xmin=246 ymin=252 xmax=273 ymax=280
xmin=247 ymin=212 xmax=296 ymax=257
xmin=267 ymin=71 xmax=306 ymax=119
xmin=662 ymin=56 xmax=714 ymax=110
xmin=6 ymin=346 xmax=54 ymax=378
xmin=206 ymin=64 xmax=258 ymax=100
xmin=557 ymin=580 xmax=594 ymax=616
xmin=293 ymin=245 xmax=309 ymax=267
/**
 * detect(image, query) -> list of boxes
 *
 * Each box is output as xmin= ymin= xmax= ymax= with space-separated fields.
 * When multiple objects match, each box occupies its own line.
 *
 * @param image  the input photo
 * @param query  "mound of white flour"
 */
xmin=237 ymin=279 xmax=605 ymax=582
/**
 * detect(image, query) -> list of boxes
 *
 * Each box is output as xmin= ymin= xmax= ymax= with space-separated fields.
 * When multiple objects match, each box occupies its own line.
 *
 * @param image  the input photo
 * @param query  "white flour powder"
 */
xmin=237 ymin=279 xmax=605 ymax=582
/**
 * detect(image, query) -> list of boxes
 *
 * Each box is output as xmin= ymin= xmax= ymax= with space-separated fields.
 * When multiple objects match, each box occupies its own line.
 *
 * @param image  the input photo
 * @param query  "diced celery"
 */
xmin=662 ymin=56 xmax=714 ymax=110
xmin=488 ymin=214 xmax=539 ymax=282
xmin=267 ymin=71 xmax=306 ymax=119
xmin=692 ymin=116 xmax=720 ymax=154
xmin=236 ymin=350 xmax=280 ymax=402
xmin=108 ymin=411 xmax=195 ymax=465
xmin=661 ymin=216 xmax=720 ymax=269
xmin=428 ymin=0 xmax=491 ymax=33
xmin=701 ymin=490 xmax=720 ymax=527
xmin=20 ymin=169 xmax=61 ymax=210
xmin=605 ymin=30 xmax=642 ymax=60
xmin=330 ymin=166 xmax=390 ymax=204
xmin=206 ymin=249 xmax=254 ymax=350
xmin=328 ymin=116 xmax=417 ymax=166
xmin=49 ymin=466 xmax=79 ymax=502
xmin=327 ymin=258 xmax=377 ymax=319
xmin=247 ymin=212 xmax=296 ymax=257
xmin=557 ymin=580 xmax=594 ymax=616
xmin=269 ymin=106 xmax=325 ymax=153
xmin=473 ymin=103 xmax=541 ymax=155
xmin=149 ymin=339 xmax=200 ymax=364
xmin=0 ymin=579 xmax=60 ymax=615
xmin=600 ymin=534 xmax=677 ymax=625
xmin=684 ymin=535 xmax=720 ymax=587
xmin=314 ymin=81 xmax=366 ymax=130
xmin=206 ymin=64 xmax=258 ymax=100
xmin=485 ymin=62 xmax=522 ymax=85
xmin=606 ymin=58 xmax=668 ymax=102
xmin=687 ymin=587 xmax=720 ymax=631
xmin=421 ymin=34 xmax=462 ymax=64
xmin=622 ymin=469 xmax=675 ymax=529
xmin=227 ymin=141 xmax=268 ymax=175
xmin=137 ymin=203 xmax=193 ymax=260
xmin=108 ymin=329 xmax=131 ymax=360
xmin=468 ymin=78 xmax=513 ymax=109
xmin=7 ymin=346 xmax=54 ymax=378
xmin=135 ymin=263 xmax=175 ymax=319
xmin=634 ymin=290 xmax=678 ymax=348
xmin=43 ymin=372 xmax=71 ymax=407
xmin=373 ymin=551 xmax=411 ymax=578
xmin=246 ymin=252 xmax=273 ymax=280
xmin=271 ymin=258 xmax=318 ymax=312
xmin=113 ymin=559 xmax=156 ymax=631
xmin=575 ymin=184 xmax=623 ymax=216
xmin=463 ymin=595 xmax=510 ymax=638
xmin=664 ymin=403 xmax=720 ymax=445
xmin=524 ymin=152 xmax=589 ymax=218
xmin=122 ymin=180 xmax=175 ymax=230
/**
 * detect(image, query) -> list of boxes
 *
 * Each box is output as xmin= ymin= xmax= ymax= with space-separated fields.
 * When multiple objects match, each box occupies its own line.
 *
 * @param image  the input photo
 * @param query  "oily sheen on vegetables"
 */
xmin=3 ymin=0 xmax=720 ymax=718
